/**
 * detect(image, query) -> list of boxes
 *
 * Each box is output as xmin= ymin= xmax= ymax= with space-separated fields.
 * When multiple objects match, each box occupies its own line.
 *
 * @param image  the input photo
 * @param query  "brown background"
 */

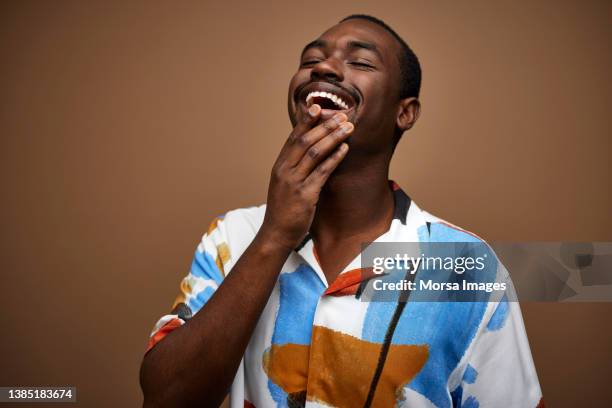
xmin=1 ymin=0 xmax=610 ymax=407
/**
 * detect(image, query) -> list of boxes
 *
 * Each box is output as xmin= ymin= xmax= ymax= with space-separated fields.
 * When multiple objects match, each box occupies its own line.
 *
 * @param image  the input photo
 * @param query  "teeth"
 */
xmin=305 ymin=91 xmax=349 ymax=110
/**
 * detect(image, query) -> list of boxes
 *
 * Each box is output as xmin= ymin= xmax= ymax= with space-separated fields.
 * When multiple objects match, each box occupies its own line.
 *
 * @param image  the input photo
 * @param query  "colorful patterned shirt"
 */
xmin=146 ymin=182 xmax=543 ymax=408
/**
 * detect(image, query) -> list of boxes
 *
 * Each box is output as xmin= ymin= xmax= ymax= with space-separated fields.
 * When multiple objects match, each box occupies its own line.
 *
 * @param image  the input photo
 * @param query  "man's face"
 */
xmin=288 ymin=19 xmax=404 ymax=154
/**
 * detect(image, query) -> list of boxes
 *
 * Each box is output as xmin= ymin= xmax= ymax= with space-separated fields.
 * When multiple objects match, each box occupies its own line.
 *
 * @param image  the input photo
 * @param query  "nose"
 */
xmin=310 ymin=57 xmax=344 ymax=82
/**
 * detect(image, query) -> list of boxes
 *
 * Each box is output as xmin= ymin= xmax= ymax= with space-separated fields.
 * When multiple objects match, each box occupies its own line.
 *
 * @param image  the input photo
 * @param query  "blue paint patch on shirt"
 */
xmin=450 ymin=365 xmax=478 ymax=407
xmin=463 ymin=364 xmax=478 ymax=384
xmin=191 ymin=250 xmax=223 ymax=285
xmin=268 ymin=264 xmax=326 ymax=406
xmin=188 ymin=286 xmax=215 ymax=312
xmin=268 ymin=379 xmax=289 ymax=408
xmin=424 ymin=222 xmax=482 ymax=243
xmin=463 ymin=395 xmax=480 ymax=408
xmin=487 ymin=294 xmax=509 ymax=331
xmin=362 ymin=223 xmax=494 ymax=408
xmin=272 ymin=264 xmax=326 ymax=345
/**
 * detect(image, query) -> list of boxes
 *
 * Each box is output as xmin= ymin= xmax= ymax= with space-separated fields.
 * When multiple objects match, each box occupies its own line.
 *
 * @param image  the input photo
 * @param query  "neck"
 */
xmin=310 ymin=156 xmax=394 ymax=243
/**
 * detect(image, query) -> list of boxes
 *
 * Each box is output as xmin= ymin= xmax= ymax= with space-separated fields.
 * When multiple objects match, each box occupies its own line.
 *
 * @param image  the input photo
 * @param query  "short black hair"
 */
xmin=340 ymin=14 xmax=421 ymax=99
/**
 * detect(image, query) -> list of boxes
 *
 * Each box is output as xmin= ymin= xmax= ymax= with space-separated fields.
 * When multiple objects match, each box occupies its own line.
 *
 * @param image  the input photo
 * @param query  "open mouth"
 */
xmin=297 ymin=82 xmax=358 ymax=114
xmin=306 ymin=91 xmax=350 ymax=110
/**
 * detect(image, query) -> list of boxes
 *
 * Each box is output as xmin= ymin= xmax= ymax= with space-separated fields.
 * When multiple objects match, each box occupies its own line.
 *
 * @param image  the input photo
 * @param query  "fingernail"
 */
xmin=333 ymin=112 xmax=347 ymax=124
xmin=308 ymin=104 xmax=320 ymax=116
xmin=340 ymin=122 xmax=354 ymax=133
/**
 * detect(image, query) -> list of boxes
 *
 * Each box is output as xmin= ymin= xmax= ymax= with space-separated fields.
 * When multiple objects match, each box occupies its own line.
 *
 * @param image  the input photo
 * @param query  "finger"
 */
xmin=294 ymin=103 xmax=322 ymax=135
xmin=294 ymin=121 xmax=354 ymax=178
xmin=284 ymin=112 xmax=348 ymax=167
xmin=276 ymin=104 xmax=321 ymax=163
xmin=302 ymin=142 xmax=349 ymax=193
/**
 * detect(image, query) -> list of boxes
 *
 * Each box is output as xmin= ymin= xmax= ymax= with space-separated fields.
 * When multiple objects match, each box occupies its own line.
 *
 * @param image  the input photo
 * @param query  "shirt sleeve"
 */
xmin=451 ymin=275 xmax=544 ymax=408
xmin=145 ymin=216 xmax=231 ymax=354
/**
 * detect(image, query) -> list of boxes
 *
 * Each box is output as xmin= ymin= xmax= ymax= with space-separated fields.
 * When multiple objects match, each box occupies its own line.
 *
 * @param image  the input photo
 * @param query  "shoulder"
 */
xmin=417 ymin=207 xmax=488 ymax=244
xmin=417 ymin=206 xmax=512 ymax=283
xmin=200 ymin=204 xmax=266 ymax=273
xmin=204 ymin=204 xmax=266 ymax=242
xmin=214 ymin=204 xmax=266 ymax=231
xmin=392 ymin=185 xmax=487 ymax=245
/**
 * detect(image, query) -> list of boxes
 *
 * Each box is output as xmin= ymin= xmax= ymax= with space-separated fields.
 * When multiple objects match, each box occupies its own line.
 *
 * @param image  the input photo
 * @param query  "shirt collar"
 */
xmin=293 ymin=181 xmax=419 ymax=290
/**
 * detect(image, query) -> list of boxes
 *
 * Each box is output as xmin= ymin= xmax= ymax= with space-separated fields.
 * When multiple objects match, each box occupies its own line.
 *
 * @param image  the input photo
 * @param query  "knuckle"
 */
xmin=282 ymin=172 xmax=295 ymax=184
xmin=296 ymin=185 xmax=308 ymax=198
xmin=307 ymin=146 xmax=319 ymax=160
xmin=296 ymin=134 xmax=310 ymax=147
xmin=288 ymin=133 xmax=299 ymax=144
xmin=300 ymin=187 xmax=316 ymax=203
xmin=272 ymin=165 xmax=285 ymax=180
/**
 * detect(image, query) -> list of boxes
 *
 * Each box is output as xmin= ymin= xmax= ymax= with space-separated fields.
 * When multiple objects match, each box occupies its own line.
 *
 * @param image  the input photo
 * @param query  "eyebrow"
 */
xmin=300 ymin=39 xmax=384 ymax=62
xmin=347 ymin=40 xmax=384 ymax=62
xmin=300 ymin=39 xmax=326 ymax=58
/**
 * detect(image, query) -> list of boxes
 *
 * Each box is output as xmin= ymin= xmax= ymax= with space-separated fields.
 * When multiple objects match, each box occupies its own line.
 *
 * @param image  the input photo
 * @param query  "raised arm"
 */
xmin=139 ymin=105 xmax=354 ymax=408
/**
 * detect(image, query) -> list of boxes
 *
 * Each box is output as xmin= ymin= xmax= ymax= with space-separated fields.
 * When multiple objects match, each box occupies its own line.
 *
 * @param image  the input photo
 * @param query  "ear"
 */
xmin=396 ymin=97 xmax=421 ymax=132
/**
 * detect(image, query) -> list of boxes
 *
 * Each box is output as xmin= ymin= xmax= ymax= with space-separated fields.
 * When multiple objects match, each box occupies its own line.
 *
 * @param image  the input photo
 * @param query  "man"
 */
xmin=140 ymin=15 xmax=543 ymax=408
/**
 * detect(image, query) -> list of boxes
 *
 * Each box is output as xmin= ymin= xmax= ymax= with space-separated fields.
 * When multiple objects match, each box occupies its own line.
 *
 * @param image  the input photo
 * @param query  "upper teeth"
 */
xmin=305 ymin=91 xmax=349 ymax=110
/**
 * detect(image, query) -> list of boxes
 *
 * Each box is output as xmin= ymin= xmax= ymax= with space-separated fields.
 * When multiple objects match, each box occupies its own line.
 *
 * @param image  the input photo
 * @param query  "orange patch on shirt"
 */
xmin=207 ymin=217 xmax=220 ymax=235
xmin=263 ymin=326 xmax=428 ymax=408
xmin=324 ymin=268 xmax=376 ymax=296
xmin=307 ymin=326 xmax=428 ymax=407
xmin=262 ymin=343 xmax=310 ymax=394
xmin=216 ymin=242 xmax=230 ymax=276
xmin=172 ymin=278 xmax=192 ymax=309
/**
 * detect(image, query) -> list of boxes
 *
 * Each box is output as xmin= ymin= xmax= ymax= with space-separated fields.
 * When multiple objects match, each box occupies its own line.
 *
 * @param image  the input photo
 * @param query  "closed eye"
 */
xmin=301 ymin=60 xmax=321 ymax=67
xmin=349 ymin=61 xmax=375 ymax=70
